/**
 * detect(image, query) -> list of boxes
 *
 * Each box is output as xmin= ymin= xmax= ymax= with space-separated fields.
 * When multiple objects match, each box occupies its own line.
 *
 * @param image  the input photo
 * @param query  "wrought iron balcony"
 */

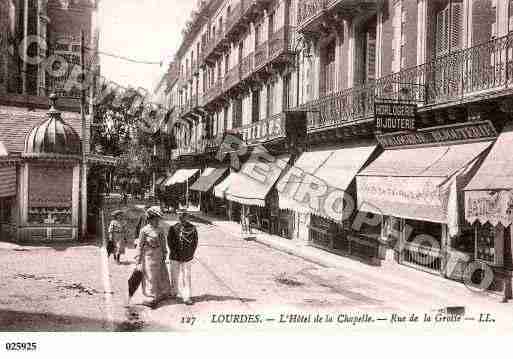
xmin=202 ymin=27 xmax=225 ymax=64
xmin=240 ymin=52 xmax=254 ymax=80
xmin=223 ymin=64 xmax=240 ymax=92
xmin=305 ymin=32 xmax=513 ymax=132
xmin=268 ymin=26 xmax=294 ymax=62
xmin=203 ymin=79 xmax=223 ymax=106
xmin=254 ymin=41 xmax=269 ymax=70
xmin=297 ymin=0 xmax=377 ymax=32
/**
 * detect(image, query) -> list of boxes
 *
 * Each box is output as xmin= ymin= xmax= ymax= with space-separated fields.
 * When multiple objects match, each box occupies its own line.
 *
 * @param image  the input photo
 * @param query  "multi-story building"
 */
xmin=157 ymin=0 xmax=513 ymax=299
xmin=0 ymin=0 xmax=109 ymax=242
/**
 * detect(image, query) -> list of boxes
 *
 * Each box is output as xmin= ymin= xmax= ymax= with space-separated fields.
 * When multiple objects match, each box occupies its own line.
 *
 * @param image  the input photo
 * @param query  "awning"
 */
xmin=357 ymin=141 xmax=493 ymax=226
xmin=465 ymin=127 xmax=513 ymax=226
xmin=190 ymin=167 xmax=228 ymax=192
xmin=214 ymin=174 xmax=233 ymax=199
xmin=277 ymin=143 xmax=377 ymax=221
xmin=164 ymin=169 xmax=199 ymax=186
xmin=224 ymin=153 xmax=291 ymax=207
xmin=155 ymin=177 xmax=166 ymax=186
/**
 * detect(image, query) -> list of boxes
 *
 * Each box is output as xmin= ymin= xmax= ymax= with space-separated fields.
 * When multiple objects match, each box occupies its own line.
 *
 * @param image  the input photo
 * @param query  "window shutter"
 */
xmin=366 ymin=28 xmax=377 ymax=83
xmin=450 ymin=2 xmax=463 ymax=50
xmin=509 ymin=0 xmax=513 ymax=32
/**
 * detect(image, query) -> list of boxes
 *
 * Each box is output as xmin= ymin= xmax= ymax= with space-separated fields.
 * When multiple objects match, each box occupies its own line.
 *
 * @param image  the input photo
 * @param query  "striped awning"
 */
xmin=0 ymin=165 xmax=16 ymax=198
xmin=164 ymin=169 xmax=199 ymax=186
xmin=278 ymin=143 xmax=377 ymax=221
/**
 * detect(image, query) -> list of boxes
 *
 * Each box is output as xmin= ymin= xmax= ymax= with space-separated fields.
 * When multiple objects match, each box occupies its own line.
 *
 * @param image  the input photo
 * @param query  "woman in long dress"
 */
xmin=134 ymin=207 xmax=172 ymax=308
xmin=108 ymin=210 xmax=127 ymax=264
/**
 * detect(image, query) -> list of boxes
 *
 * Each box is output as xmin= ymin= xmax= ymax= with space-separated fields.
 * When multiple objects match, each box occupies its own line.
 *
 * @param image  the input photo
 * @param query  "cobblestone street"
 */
xmin=1 ymin=211 xmax=513 ymax=333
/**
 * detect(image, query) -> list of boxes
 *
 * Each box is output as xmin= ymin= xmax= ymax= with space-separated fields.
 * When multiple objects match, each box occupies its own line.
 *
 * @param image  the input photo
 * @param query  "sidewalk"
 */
xmin=189 ymin=211 xmax=513 ymax=310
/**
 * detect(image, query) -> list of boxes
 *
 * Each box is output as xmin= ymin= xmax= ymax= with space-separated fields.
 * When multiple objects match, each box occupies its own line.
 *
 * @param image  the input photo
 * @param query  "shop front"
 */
xmin=277 ymin=141 xmax=380 ymax=261
xmin=357 ymin=121 xmax=497 ymax=278
xmin=464 ymin=126 xmax=513 ymax=299
xmin=218 ymin=153 xmax=291 ymax=235
xmin=163 ymin=168 xmax=199 ymax=209
xmin=190 ymin=167 xmax=229 ymax=216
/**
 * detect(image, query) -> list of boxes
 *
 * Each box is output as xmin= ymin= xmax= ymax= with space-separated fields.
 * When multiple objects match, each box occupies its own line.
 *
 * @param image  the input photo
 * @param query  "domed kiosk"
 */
xmin=18 ymin=95 xmax=83 ymax=242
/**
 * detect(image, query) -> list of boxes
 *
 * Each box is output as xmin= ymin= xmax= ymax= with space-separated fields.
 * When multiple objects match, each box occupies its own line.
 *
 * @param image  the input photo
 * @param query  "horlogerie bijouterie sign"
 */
xmin=374 ymin=102 xmax=417 ymax=131
xmin=376 ymin=121 xmax=497 ymax=149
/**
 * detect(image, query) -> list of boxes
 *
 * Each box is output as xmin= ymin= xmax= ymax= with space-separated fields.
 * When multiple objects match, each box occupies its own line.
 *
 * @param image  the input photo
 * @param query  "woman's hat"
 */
xmin=146 ymin=206 xmax=163 ymax=218
xmin=111 ymin=210 xmax=124 ymax=217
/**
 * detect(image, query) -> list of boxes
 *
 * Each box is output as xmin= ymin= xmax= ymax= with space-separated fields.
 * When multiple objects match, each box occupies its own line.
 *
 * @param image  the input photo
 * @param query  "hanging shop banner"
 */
xmin=377 ymin=121 xmax=497 ymax=149
xmin=29 ymin=165 xmax=73 ymax=208
xmin=374 ymin=102 xmax=417 ymax=131
xmin=465 ymin=190 xmax=513 ymax=227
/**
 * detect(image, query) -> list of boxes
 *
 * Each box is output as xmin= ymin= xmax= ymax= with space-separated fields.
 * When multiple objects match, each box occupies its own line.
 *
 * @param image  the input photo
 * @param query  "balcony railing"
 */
xmin=224 ymin=65 xmax=240 ymax=91
xmin=254 ymin=41 xmax=269 ymax=70
xmin=297 ymin=0 xmax=329 ymax=27
xmin=239 ymin=113 xmax=286 ymax=144
xmin=298 ymin=0 xmax=377 ymax=30
xmin=203 ymin=79 xmax=223 ymax=105
xmin=240 ymin=53 xmax=254 ymax=80
xmin=305 ymin=32 xmax=513 ymax=132
xmin=268 ymin=26 xmax=293 ymax=61
xmin=225 ymin=2 xmax=243 ymax=36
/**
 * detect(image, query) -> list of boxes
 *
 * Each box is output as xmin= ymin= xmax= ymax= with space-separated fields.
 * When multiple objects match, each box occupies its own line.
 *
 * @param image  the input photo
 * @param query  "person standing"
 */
xmin=135 ymin=206 xmax=172 ymax=308
xmin=108 ymin=210 xmax=127 ymax=264
xmin=167 ymin=212 xmax=198 ymax=305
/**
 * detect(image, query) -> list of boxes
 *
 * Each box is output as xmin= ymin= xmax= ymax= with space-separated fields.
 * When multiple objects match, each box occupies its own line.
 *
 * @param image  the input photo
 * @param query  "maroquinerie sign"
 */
xmin=375 ymin=102 xmax=417 ymax=131
xmin=377 ymin=121 xmax=497 ymax=149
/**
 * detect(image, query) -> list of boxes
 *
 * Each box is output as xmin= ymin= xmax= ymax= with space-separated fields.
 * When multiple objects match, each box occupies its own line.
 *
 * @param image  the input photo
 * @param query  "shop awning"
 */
xmin=190 ymin=167 xmax=228 ymax=192
xmin=277 ymin=143 xmax=377 ymax=220
xmin=224 ymin=154 xmax=291 ymax=207
xmin=164 ymin=169 xmax=199 ymax=186
xmin=357 ymin=141 xmax=493 ymax=225
xmin=214 ymin=174 xmax=233 ymax=199
xmin=155 ymin=177 xmax=166 ymax=186
xmin=465 ymin=127 xmax=513 ymax=226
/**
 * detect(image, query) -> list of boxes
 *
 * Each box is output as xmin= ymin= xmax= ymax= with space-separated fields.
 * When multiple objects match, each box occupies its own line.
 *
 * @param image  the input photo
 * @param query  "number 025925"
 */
xmin=5 ymin=342 xmax=38 ymax=351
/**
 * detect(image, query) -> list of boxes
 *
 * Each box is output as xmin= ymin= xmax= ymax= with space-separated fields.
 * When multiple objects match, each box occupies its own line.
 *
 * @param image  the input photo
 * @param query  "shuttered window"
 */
xmin=366 ymin=27 xmax=377 ymax=83
xmin=509 ymin=0 xmax=513 ymax=32
xmin=0 ymin=166 xmax=17 ymax=198
xmin=436 ymin=0 xmax=463 ymax=57
xmin=392 ymin=0 xmax=402 ymax=73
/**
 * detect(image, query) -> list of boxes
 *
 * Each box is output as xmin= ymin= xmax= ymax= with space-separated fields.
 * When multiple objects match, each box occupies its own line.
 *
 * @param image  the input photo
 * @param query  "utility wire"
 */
xmin=84 ymin=46 xmax=163 ymax=66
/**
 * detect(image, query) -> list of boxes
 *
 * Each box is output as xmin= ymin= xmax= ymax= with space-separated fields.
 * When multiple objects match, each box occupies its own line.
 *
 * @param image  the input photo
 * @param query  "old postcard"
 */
xmin=1 ymin=0 xmax=513 ymax=355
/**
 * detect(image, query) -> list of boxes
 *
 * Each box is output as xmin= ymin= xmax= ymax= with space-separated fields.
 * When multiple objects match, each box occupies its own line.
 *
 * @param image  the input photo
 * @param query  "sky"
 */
xmin=97 ymin=0 xmax=196 ymax=93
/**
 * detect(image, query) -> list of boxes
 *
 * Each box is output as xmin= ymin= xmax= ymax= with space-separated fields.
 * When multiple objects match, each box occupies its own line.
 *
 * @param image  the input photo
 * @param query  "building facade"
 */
xmin=0 ymin=0 xmax=109 ymax=242
xmin=156 ymin=0 xmax=513 ymax=299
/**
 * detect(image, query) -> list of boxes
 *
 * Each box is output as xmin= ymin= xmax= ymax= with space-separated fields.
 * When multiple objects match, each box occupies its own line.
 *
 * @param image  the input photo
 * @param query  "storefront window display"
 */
xmin=474 ymin=222 xmax=503 ymax=265
xmin=27 ymin=207 xmax=72 ymax=226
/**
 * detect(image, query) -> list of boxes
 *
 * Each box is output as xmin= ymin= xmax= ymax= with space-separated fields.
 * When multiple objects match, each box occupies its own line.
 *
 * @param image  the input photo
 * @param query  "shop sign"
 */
xmin=375 ymin=102 xmax=417 ymax=131
xmin=29 ymin=165 xmax=73 ymax=208
xmin=377 ymin=121 xmax=497 ymax=149
xmin=465 ymin=190 xmax=513 ymax=227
